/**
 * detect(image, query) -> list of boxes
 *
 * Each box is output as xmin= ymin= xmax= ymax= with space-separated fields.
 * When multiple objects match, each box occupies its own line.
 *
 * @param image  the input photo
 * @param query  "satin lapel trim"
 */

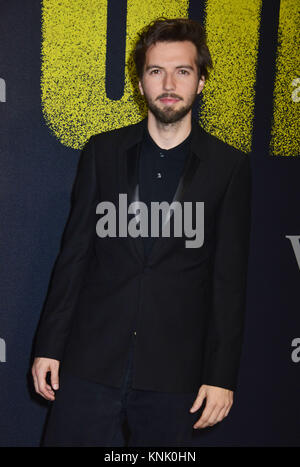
xmin=121 ymin=141 xmax=144 ymax=262
xmin=162 ymin=146 xmax=201 ymax=228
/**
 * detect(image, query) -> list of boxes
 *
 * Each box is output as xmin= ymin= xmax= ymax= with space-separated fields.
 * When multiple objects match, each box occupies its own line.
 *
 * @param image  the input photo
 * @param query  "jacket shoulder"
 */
xmin=197 ymin=123 xmax=249 ymax=168
xmin=91 ymin=120 xmax=141 ymax=144
xmin=88 ymin=120 xmax=143 ymax=166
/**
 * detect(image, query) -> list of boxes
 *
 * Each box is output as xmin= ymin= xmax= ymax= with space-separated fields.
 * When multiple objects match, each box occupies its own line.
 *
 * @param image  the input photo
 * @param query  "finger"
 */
xmin=50 ymin=367 xmax=59 ymax=390
xmin=33 ymin=367 xmax=49 ymax=399
xmin=39 ymin=383 xmax=55 ymax=400
xmin=37 ymin=370 xmax=55 ymax=400
xmin=190 ymin=391 xmax=205 ymax=413
xmin=206 ymin=405 xmax=226 ymax=426
xmin=215 ymin=406 xmax=228 ymax=423
xmin=224 ymin=402 xmax=233 ymax=418
xmin=196 ymin=405 xmax=221 ymax=428
xmin=32 ymin=369 xmax=39 ymax=394
xmin=40 ymin=379 xmax=55 ymax=400
xmin=46 ymin=383 xmax=55 ymax=395
xmin=193 ymin=402 xmax=216 ymax=429
xmin=32 ymin=367 xmax=43 ymax=396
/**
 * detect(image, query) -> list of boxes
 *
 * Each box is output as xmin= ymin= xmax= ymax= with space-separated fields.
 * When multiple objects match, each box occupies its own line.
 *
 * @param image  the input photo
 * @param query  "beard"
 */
xmin=142 ymin=89 xmax=199 ymax=124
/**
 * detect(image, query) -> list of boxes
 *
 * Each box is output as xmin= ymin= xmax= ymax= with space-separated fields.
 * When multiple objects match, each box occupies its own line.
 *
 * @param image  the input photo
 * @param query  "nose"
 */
xmin=162 ymin=72 xmax=175 ymax=91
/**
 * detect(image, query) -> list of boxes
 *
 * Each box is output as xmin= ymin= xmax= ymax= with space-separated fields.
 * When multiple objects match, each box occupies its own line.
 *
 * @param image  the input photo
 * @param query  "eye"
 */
xmin=179 ymin=69 xmax=189 ymax=75
xmin=150 ymin=69 xmax=160 ymax=74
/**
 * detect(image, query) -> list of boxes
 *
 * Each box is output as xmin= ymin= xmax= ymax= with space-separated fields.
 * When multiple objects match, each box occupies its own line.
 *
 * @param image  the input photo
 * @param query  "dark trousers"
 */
xmin=42 ymin=336 xmax=204 ymax=447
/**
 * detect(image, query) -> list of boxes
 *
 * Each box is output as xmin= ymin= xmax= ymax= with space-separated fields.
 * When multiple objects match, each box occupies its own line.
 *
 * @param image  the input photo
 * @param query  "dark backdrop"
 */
xmin=0 ymin=0 xmax=299 ymax=446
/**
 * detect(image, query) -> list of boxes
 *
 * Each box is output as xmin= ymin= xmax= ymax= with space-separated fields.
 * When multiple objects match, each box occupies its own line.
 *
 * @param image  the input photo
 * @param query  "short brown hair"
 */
xmin=133 ymin=17 xmax=213 ymax=82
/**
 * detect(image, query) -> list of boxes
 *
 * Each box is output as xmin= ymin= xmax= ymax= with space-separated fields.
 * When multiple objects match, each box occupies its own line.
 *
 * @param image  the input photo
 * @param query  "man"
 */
xmin=32 ymin=18 xmax=252 ymax=446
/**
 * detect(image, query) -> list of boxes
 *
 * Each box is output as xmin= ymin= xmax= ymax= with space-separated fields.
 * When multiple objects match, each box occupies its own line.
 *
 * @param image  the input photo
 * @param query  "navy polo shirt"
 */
xmin=138 ymin=124 xmax=192 ymax=258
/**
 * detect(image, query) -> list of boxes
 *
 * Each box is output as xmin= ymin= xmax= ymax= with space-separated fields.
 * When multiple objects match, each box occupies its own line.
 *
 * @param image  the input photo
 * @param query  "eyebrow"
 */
xmin=145 ymin=65 xmax=194 ymax=71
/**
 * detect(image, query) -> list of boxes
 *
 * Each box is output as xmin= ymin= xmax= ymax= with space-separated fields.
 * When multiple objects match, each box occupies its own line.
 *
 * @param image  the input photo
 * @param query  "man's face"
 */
xmin=138 ymin=40 xmax=205 ymax=124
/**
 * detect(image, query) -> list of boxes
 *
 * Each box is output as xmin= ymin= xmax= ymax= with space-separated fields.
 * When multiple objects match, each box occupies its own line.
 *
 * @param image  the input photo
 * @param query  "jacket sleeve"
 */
xmin=33 ymin=135 xmax=99 ymax=361
xmin=202 ymin=153 xmax=252 ymax=391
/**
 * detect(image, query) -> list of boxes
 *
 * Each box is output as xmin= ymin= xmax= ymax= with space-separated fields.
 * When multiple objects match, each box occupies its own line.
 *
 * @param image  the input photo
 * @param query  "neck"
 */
xmin=146 ymin=112 xmax=192 ymax=150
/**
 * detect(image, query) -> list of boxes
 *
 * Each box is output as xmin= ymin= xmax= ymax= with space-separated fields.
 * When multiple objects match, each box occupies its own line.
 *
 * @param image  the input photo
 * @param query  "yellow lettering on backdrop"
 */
xmin=41 ymin=0 xmax=189 ymax=149
xmin=201 ymin=0 xmax=262 ymax=153
xmin=42 ymin=1 xmax=297 ymax=155
xmin=270 ymin=0 xmax=300 ymax=156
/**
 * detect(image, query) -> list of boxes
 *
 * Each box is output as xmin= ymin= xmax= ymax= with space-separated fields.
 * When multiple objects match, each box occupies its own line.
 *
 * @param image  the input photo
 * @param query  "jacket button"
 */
xmin=133 ymin=331 xmax=137 ymax=336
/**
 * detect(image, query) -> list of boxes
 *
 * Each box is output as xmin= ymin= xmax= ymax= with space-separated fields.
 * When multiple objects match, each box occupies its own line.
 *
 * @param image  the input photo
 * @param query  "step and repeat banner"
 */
xmin=0 ymin=0 xmax=299 ymax=446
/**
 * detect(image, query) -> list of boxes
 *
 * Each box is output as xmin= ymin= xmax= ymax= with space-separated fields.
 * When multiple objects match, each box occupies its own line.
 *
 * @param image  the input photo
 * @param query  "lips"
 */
xmin=160 ymin=98 xmax=180 ymax=103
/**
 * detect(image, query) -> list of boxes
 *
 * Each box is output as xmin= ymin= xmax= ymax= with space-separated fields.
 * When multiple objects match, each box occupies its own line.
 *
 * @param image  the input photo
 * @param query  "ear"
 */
xmin=197 ymin=75 xmax=205 ymax=94
xmin=138 ymin=80 xmax=144 ymax=96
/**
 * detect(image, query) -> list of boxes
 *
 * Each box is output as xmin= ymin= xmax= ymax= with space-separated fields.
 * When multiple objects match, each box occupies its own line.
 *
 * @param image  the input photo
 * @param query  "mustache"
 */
xmin=157 ymin=94 xmax=182 ymax=100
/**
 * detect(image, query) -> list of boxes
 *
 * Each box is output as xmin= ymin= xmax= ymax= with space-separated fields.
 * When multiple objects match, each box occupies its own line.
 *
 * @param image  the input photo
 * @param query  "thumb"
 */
xmin=50 ymin=365 xmax=59 ymax=390
xmin=190 ymin=387 xmax=206 ymax=413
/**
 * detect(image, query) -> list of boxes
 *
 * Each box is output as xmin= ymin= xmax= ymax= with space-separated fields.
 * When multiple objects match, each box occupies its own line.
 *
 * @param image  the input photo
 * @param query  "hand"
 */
xmin=32 ymin=357 xmax=60 ymax=401
xmin=189 ymin=384 xmax=233 ymax=429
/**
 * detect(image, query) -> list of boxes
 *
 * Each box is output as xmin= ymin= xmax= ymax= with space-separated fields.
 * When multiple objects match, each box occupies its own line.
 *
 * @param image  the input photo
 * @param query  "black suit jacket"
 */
xmin=33 ymin=116 xmax=252 ymax=393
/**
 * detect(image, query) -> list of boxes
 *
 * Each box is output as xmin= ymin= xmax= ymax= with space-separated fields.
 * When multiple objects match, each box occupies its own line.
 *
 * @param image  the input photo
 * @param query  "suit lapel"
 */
xmin=118 ymin=117 xmax=210 ymax=264
xmin=124 ymin=141 xmax=145 ymax=261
